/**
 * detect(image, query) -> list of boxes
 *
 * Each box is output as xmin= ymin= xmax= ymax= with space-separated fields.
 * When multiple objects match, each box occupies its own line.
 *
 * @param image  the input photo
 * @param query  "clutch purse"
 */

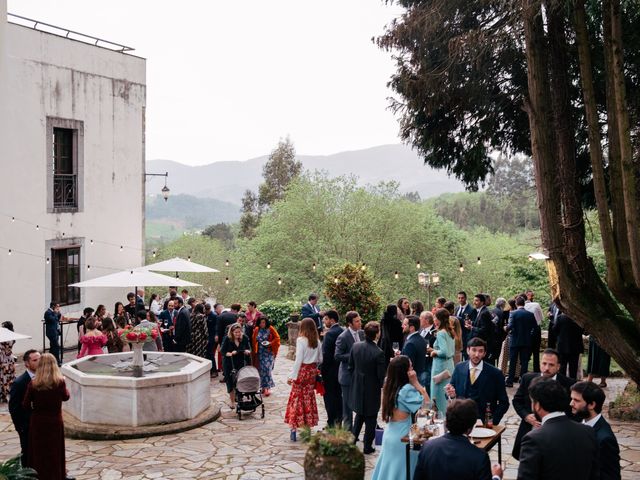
xmin=433 ymin=369 xmax=451 ymax=385
xmin=315 ymin=373 xmax=325 ymax=396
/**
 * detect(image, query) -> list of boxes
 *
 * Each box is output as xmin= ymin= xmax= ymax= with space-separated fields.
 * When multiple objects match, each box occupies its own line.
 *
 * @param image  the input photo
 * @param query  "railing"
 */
xmin=53 ymin=174 xmax=78 ymax=209
xmin=8 ymin=13 xmax=135 ymax=53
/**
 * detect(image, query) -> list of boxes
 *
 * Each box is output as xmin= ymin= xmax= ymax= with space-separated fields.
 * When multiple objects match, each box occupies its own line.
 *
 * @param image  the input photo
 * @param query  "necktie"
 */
xmin=353 ymin=331 xmax=359 ymax=343
xmin=470 ymin=367 xmax=477 ymax=384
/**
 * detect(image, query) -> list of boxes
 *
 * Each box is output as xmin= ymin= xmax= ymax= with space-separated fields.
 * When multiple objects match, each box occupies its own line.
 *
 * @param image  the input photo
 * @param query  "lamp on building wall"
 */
xmin=145 ymin=171 xmax=170 ymax=202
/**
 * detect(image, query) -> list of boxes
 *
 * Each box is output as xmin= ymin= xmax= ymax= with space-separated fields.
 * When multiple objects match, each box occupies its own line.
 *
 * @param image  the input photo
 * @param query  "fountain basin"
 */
xmin=62 ymin=352 xmax=212 ymax=427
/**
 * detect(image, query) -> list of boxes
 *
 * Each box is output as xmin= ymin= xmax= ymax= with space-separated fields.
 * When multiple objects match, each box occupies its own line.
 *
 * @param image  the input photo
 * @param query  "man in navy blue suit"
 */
xmin=43 ymin=302 xmax=62 ymax=365
xmin=455 ymin=291 xmax=474 ymax=359
xmin=445 ymin=337 xmax=509 ymax=424
xmin=505 ymin=295 xmax=538 ymax=386
xmin=9 ymin=350 xmax=41 ymax=466
xmin=320 ymin=309 xmax=344 ymax=427
xmin=414 ymin=398 xmax=502 ymax=480
xmin=300 ymin=293 xmax=324 ymax=333
xmin=571 ymin=381 xmax=621 ymax=480
xmin=335 ymin=311 xmax=364 ymax=431
xmin=401 ymin=315 xmax=428 ymax=386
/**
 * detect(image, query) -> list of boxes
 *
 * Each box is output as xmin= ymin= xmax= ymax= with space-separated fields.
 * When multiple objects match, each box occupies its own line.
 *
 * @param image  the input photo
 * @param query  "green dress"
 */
xmin=430 ymin=329 xmax=454 ymax=412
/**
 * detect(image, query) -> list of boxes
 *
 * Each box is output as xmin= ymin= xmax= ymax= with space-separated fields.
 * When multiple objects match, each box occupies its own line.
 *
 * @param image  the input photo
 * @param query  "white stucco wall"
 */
xmin=0 ymin=16 xmax=146 ymax=353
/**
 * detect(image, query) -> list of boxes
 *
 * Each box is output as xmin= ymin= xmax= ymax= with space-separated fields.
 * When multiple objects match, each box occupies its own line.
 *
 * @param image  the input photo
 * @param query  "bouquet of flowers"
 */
xmin=119 ymin=325 xmax=158 ymax=344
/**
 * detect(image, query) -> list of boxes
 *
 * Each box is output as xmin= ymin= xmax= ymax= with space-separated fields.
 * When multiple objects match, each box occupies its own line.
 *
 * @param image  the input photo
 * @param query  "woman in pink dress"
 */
xmin=77 ymin=317 xmax=107 ymax=358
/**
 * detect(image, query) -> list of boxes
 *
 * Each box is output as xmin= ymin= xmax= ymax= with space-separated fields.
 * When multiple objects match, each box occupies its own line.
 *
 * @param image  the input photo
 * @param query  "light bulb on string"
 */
xmin=11 ymin=216 xmax=15 ymax=222
xmin=8 ymin=249 xmax=11 ymax=256
xmin=334 ymin=276 xmax=339 ymax=284
xmin=46 ymin=257 xmax=50 ymax=265
xmin=225 ymin=259 xmax=230 ymax=267
xmin=528 ymin=255 xmax=533 ymax=262
xmin=267 ymin=262 xmax=271 ymax=269
xmin=61 ymin=232 xmax=65 ymax=237
xmin=120 ymin=246 xmax=123 ymax=252
xmin=416 ymin=261 xmax=421 ymax=269
xmin=87 ymin=265 xmax=91 ymax=271
xmin=225 ymin=277 xmax=229 ymax=285
xmin=394 ymin=271 xmax=399 ymax=280
xmin=361 ymin=263 xmax=366 ymax=271
xmin=90 ymin=239 xmax=94 ymax=246
xmin=477 ymin=256 xmax=481 ymax=265
xmin=277 ymin=277 xmax=282 ymax=286
xmin=187 ymin=256 xmax=191 ymax=262
xmin=152 ymin=249 xmax=157 ymax=258
xmin=312 ymin=262 xmax=316 ymax=271
xmin=459 ymin=263 xmax=464 ymax=273
xmin=36 ymin=224 xmax=39 ymax=230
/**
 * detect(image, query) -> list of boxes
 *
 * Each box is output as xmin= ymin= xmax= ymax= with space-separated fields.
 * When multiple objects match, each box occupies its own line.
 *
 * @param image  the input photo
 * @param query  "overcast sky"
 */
xmin=9 ymin=0 xmax=405 ymax=166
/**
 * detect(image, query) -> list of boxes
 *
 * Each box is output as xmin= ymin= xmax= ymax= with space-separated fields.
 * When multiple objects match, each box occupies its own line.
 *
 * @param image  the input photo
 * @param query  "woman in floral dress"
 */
xmin=1 ymin=321 xmax=16 ymax=403
xmin=252 ymin=317 xmax=280 ymax=396
xmin=187 ymin=303 xmax=209 ymax=358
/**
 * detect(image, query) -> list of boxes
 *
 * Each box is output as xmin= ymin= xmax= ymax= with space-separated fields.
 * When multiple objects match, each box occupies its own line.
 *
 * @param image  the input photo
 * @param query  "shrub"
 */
xmin=258 ymin=300 xmax=300 ymax=340
xmin=324 ymin=263 xmax=382 ymax=322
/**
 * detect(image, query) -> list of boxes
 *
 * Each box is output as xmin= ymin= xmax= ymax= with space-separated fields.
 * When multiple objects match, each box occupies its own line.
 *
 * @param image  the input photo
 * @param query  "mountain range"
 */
xmin=147 ymin=144 xmax=466 ymax=206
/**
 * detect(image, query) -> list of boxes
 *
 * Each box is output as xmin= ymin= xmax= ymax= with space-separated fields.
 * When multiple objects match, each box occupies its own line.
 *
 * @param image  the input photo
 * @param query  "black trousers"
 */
xmin=323 ymin=378 xmax=343 ymax=428
xmin=560 ymin=353 xmax=580 ymax=380
xmin=352 ymin=414 xmax=377 ymax=450
xmin=508 ymin=346 xmax=531 ymax=384
xmin=531 ymin=327 xmax=542 ymax=372
xmin=17 ymin=426 xmax=28 ymax=466
xmin=46 ymin=326 xmax=61 ymax=365
xmin=206 ymin=340 xmax=218 ymax=371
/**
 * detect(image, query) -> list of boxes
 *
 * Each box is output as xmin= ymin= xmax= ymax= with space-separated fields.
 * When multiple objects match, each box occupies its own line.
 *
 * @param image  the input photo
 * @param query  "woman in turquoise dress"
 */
xmin=372 ymin=355 xmax=430 ymax=480
xmin=429 ymin=308 xmax=455 ymax=412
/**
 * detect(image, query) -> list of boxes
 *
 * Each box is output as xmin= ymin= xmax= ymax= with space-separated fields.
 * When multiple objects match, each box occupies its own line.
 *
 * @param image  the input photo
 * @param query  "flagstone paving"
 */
xmin=1 ymin=348 xmax=639 ymax=479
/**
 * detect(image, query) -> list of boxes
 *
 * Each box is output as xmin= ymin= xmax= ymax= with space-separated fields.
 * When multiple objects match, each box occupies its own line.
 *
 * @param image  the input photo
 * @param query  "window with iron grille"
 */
xmin=52 ymin=127 xmax=77 ymax=209
xmin=51 ymin=247 xmax=81 ymax=306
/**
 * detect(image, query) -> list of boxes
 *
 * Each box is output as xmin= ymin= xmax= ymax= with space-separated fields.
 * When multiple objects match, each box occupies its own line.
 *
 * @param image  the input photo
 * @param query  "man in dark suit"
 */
xmin=205 ymin=303 xmax=219 ymax=377
xmin=445 ymin=337 xmax=510 ymax=424
xmin=216 ymin=304 xmax=240 ymax=341
xmin=419 ymin=311 xmax=437 ymax=395
xmin=571 ymin=381 xmax=621 ymax=480
xmin=547 ymin=302 xmax=560 ymax=349
xmin=455 ymin=291 xmax=474 ymax=358
xmin=348 ymin=321 xmax=386 ymax=454
xmin=414 ymin=399 xmax=500 ymax=480
xmin=517 ymin=377 xmax=598 ymax=480
xmin=9 ymin=349 xmax=41 ymax=466
xmin=173 ymin=297 xmax=191 ymax=352
xmin=465 ymin=294 xmax=497 ymax=365
xmin=335 ymin=311 xmax=364 ymax=432
xmin=158 ymin=299 xmax=177 ymax=352
xmin=511 ymin=348 xmax=576 ymax=460
xmin=401 ymin=315 xmax=427 ymax=386
xmin=44 ymin=302 xmax=62 ymax=365
xmin=300 ymin=293 xmax=323 ymax=333
xmin=553 ymin=311 xmax=584 ymax=380
xmin=319 ymin=310 xmax=344 ymax=428
xmin=505 ymin=295 xmax=538 ymax=387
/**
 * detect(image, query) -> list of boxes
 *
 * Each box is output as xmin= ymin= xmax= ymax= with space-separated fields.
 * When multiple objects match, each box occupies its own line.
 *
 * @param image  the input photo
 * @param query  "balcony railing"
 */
xmin=53 ymin=174 xmax=77 ymax=210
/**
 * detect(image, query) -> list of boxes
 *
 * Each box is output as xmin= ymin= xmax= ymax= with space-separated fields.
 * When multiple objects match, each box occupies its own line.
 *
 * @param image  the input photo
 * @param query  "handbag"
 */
xmin=314 ymin=372 xmax=325 ymax=396
xmin=433 ymin=369 xmax=451 ymax=385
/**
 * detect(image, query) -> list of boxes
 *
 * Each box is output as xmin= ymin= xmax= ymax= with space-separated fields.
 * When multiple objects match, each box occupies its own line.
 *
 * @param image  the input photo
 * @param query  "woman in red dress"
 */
xmin=22 ymin=353 xmax=70 ymax=480
xmin=284 ymin=318 xmax=322 ymax=441
xmin=77 ymin=316 xmax=108 ymax=358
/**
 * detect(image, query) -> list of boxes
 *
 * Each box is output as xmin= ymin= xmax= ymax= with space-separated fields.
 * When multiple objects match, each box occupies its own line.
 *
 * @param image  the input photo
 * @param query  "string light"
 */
xmin=459 ymin=263 xmax=464 ymax=273
xmin=61 ymin=232 xmax=65 ymax=237
xmin=361 ymin=263 xmax=366 ymax=271
xmin=152 ymin=249 xmax=157 ymax=258
xmin=8 ymin=249 xmax=12 ymax=255
xmin=187 ymin=256 xmax=191 ymax=262
xmin=225 ymin=259 xmax=230 ymax=267
xmin=334 ymin=276 xmax=339 ymax=284
xmin=36 ymin=224 xmax=39 ymax=230
xmin=312 ymin=262 xmax=316 ymax=271
xmin=394 ymin=271 xmax=399 ymax=280
xmin=477 ymin=257 xmax=481 ymax=265
xmin=11 ymin=216 xmax=15 ymax=222
xmin=90 ymin=239 xmax=94 ymax=245
xmin=277 ymin=277 xmax=282 ymax=286
xmin=267 ymin=262 xmax=271 ymax=269
xmin=528 ymin=255 xmax=533 ymax=262
xmin=119 ymin=245 xmax=123 ymax=252
xmin=87 ymin=265 xmax=91 ymax=271
xmin=46 ymin=257 xmax=50 ymax=264
xmin=225 ymin=277 xmax=229 ymax=285
xmin=416 ymin=261 xmax=421 ymax=269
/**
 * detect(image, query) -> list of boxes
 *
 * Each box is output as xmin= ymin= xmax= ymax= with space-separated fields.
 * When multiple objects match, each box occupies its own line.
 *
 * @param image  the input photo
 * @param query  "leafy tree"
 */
xmin=379 ymin=0 xmax=640 ymax=382
xmin=323 ymin=263 xmax=382 ymax=322
xmin=201 ymin=222 xmax=234 ymax=248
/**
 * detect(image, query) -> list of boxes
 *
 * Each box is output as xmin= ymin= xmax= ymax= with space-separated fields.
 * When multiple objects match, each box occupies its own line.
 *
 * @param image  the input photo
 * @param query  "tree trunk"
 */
xmin=521 ymin=0 xmax=640 ymax=384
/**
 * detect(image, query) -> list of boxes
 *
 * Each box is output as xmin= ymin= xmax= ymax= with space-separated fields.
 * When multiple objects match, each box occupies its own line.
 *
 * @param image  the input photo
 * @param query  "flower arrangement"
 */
xmin=119 ymin=325 xmax=158 ymax=344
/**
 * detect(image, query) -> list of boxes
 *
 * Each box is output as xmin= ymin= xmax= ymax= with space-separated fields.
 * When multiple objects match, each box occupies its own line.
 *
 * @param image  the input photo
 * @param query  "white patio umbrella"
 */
xmin=69 ymin=269 xmax=201 ymax=288
xmin=141 ymin=257 xmax=219 ymax=277
xmin=0 ymin=327 xmax=31 ymax=342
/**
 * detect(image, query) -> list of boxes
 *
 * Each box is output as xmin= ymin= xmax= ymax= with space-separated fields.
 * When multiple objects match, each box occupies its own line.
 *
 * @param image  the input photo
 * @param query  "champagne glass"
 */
xmin=392 ymin=342 xmax=400 ymax=356
xmin=434 ymin=411 xmax=445 ymax=435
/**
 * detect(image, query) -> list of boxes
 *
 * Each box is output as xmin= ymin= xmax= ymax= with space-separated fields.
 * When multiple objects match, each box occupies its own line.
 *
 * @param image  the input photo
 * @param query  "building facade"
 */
xmin=0 ymin=1 xmax=146 ymax=352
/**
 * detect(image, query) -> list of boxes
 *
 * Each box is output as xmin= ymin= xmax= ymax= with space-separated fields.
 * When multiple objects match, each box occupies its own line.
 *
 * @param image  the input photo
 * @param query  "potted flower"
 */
xmin=301 ymin=427 xmax=364 ymax=480
xmin=119 ymin=325 xmax=158 ymax=377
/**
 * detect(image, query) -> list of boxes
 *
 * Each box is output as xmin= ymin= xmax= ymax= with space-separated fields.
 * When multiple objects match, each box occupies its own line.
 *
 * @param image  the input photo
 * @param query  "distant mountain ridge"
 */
xmin=147 ymin=144 xmax=466 ymax=205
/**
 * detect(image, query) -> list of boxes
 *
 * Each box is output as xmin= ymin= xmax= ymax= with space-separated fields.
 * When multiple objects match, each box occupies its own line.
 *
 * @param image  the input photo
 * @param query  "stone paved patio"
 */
xmin=1 ymin=348 xmax=639 ymax=479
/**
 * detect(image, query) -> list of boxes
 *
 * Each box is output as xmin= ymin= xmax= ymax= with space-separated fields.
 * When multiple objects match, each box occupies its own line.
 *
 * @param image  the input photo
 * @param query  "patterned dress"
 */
xmin=284 ymin=363 xmax=319 ymax=429
xmin=257 ymin=328 xmax=275 ymax=389
xmin=0 ymin=341 xmax=16 ymax=402
xmin=187 ymin=314 xmax=209 ymax=358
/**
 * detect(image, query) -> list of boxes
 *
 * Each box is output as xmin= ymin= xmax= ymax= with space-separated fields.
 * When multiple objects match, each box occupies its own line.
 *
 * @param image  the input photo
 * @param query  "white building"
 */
xmin=0 ymin=1 xmax=146 ymax=353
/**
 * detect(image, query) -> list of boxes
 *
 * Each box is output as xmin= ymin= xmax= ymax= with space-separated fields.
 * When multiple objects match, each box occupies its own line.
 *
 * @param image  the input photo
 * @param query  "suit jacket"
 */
xmin=9 ymin=371 xmax=32 ymax=433
xmin=553 ymin=313 xmax=584 ymax=355
xmin=471 ymin=306 xmax=494 ymax=343
xmin=43 ymin=308 xmax=60 ymax=328
xmin=348 ymin=339 xmax=386 ymax=415
xmin=174 ymin=306 xmax=192 ymax=347
xmin=402 ymin=332 xmax=427 ymax=375
xmin=507 ymin=308 xmax=538 ymax=348
xmin=320 ymin=323 xmax=344 ymax=381
xmin=592 ymin=416 xmax=621 ymax=480
xmin=335 ymin=328 xmax=364 ymax=386
xmin=420 ymin=327 xmax=437 ymax=372
xmin=455 ymin=303 xmax=474 ymax=320
xmin=512 ymin=372 xmax=576 ymax=459
xmin=450 ymin=361 xmax=510 ymax=424
xmin=216 ymin=311 xmax=238 ymax=340
xmin=517 ymin=415 xmax=598 ymax=480
xmin=300 ymin=302 xmax=322 ymax=331
xmin=414 ymin=433 xmax=492 ymax=480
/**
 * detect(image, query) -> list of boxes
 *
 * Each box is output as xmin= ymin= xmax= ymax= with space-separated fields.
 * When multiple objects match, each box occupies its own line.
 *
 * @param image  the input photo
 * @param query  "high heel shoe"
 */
xmin=290 ymin=430 xmax=297 ymax=442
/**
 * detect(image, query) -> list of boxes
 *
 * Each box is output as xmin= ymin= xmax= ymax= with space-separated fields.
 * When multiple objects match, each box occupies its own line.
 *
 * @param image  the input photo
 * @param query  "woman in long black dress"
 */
xmin=379 ymin=304 xmax=404 ymax=367
xmin=587 ymin=335 xmax=610 ymax=387
xmin=22 ymin=353 xmax=70 ymax=480
xmin=220 ymin=323 xmax=251 ymax=409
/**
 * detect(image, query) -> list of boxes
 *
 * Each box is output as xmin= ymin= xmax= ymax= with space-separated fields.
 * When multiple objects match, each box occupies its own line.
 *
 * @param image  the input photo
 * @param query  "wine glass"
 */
xmin=392 ymin=342 xmax=400 ymax=356
xmin=433 ymin=411 xmax=445 ymax=435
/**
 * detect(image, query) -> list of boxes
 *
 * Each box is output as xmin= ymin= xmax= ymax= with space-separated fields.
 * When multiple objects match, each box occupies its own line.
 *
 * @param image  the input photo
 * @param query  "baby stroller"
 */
xmin=232 ymin=358 xmax=265 ymax=420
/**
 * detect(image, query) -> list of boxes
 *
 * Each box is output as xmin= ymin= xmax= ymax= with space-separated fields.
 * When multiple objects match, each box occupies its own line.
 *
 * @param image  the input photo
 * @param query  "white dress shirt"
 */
xmin=583 ymin=413 xmax=602 ymax=427
xmin=524 ymin=301 xmax=544 ymax=326
xmin=289 ymin=336 xmax=323 ymax=380
xmin=541 ymin=411 xmax=565 ymax=425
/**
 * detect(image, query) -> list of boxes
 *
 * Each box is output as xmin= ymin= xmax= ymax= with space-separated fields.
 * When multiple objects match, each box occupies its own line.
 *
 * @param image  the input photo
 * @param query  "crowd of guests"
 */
xmin=284 ymin=291 xmax=621 ymax=480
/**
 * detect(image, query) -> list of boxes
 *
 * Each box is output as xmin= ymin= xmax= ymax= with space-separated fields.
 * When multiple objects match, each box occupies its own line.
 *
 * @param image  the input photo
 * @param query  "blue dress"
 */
xmin=257 ymin=328 xmax=275 ymax=389
xmin=430 ymin=329 xmax=455 ymax=412
xmin=371 ymin=384 xmax=423 ymax=480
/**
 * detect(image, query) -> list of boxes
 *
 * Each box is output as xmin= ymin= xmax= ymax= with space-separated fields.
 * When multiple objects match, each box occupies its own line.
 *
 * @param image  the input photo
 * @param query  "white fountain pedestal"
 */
xmin=62 ymin=352 xmax=212 ymax=427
